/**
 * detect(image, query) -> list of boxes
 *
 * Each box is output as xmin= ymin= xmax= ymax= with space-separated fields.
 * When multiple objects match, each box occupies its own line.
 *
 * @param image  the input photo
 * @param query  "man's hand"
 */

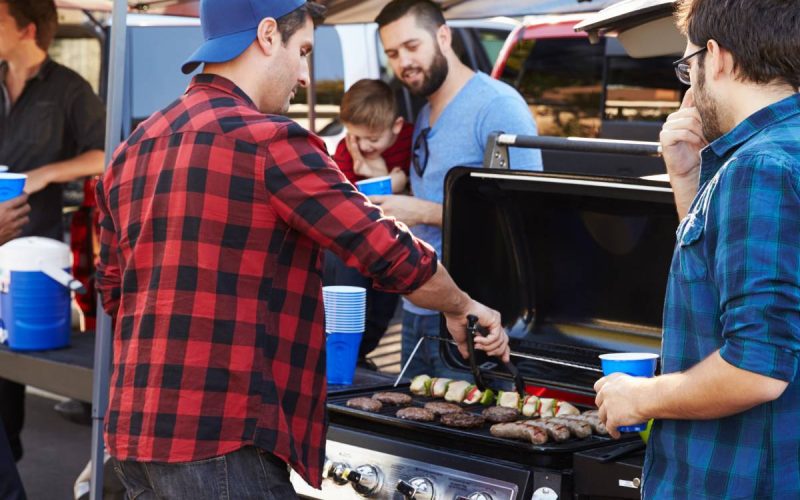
xmin=443 ymin=299 xmax=509 ymax=362
xmin=388 ymin=167 xmax=408 ymax=193
xmin=369 ymin=194 xmax=438 ymax=227
xmin=661 ymin=89 xmax=707 ymax=177
xmin=0 ymin=194 xmax=30 ymax=245
xmin=594 ymin=373 xmax=653 ymax=439
xmin=23 ymin=166 xmax=54 ymax=195
xmin=660 ymin=89 xmax=707 ymax=218
xmin=346 ymin=134 xmax=389 ymax=178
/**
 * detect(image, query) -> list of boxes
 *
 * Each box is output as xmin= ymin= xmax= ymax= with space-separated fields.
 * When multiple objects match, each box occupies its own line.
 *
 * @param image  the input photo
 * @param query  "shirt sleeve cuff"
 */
xmin=719 ymin=337 xmax=799 ymax=382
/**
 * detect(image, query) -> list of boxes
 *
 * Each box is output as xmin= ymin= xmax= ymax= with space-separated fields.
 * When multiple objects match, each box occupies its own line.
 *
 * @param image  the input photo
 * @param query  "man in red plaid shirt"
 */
xmin=95 ymin=0 xmax=509 ymax=497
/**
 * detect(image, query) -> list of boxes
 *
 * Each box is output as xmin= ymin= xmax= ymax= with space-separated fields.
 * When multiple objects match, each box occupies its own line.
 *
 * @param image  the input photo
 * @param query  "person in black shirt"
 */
xmin=0 ymin=0 xmax=105 ymax=462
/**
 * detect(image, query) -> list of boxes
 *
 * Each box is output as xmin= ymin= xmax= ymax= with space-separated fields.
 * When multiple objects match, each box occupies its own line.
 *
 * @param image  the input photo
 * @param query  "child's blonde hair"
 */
xmin=339 ymin=79 xmax=398 ymax=131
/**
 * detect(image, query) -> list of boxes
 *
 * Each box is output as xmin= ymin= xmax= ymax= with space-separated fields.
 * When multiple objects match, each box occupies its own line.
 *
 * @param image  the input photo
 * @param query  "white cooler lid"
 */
xmin=0 ymin=237 xmax=72 ymax=272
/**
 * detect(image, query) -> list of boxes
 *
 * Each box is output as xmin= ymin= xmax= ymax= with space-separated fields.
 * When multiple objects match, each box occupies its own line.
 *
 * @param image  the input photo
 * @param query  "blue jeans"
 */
xmin=401 ymin=311 xmax=465 ymax=380
xmin=113 ymin=446 xmax=296 ymax=500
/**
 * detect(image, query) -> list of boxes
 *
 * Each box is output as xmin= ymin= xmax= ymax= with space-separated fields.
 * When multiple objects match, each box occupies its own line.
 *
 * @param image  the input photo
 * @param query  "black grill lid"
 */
xmin=440 ymin=168 xmax=677 ymax=394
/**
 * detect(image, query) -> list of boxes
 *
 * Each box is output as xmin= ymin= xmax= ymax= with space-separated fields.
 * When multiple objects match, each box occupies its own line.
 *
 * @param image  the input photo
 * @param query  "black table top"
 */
xmin=0 ymin=330 xmax=96 ymax=402
xmin=0 ymin=330 xmax=96 ymax=368
xmin=0 ymin=331 xmax=397 ymax=402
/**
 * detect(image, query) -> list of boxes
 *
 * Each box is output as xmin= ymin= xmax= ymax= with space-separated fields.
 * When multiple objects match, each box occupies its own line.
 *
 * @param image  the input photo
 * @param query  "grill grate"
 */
xmin=328 ymin=388 xmax=620 ymax=456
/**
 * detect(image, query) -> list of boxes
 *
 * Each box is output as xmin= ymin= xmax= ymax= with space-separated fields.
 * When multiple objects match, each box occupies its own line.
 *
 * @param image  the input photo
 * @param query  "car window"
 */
xmin=500 ymin=37 xmax=605 ymax=137
xmin=475 ymin=28 xmax=509 ymax=67
xmin=291 ymin=25 xmax=345 ymax=133
xmin=603 ymin=40 xmax=683 ymax=124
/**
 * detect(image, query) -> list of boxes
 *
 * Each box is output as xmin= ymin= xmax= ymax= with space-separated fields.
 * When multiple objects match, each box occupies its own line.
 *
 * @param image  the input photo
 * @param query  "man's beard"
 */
xmin=694 ymin=67 xmax=725 ymax=142
xmin=403 ymin=48 xmax=449 ymax=97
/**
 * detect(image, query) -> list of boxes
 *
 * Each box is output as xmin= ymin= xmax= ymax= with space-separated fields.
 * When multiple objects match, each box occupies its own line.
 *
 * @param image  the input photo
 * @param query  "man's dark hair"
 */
xmin=375 ymin=0 xmax=446 ymax=34
xmin=276 ymin=2 xmax=327 ymax=44
xmin=676 ymin=0 xmax=800 ymax=88
xmin=2 ymin=0 xmax=58 ymax=50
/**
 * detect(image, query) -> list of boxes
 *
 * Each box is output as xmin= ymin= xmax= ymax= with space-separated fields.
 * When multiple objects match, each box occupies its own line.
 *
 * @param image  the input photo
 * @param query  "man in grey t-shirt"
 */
xmin=374 ymin=0 xmax=543 ymax=377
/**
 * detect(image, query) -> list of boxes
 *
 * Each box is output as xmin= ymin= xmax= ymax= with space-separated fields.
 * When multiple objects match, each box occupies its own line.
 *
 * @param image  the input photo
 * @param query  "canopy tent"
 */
xmin=57 ymin=0 xmax=625 ymax=21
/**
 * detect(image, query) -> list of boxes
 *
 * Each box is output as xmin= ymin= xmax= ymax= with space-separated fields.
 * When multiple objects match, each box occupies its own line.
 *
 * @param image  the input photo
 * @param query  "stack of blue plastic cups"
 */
xmin=322 ymin=286 xmax=367 ymax=385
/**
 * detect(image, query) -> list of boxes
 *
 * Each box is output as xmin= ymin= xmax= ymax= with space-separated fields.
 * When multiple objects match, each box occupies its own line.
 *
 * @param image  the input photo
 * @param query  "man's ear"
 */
xmin=256 ymin=17 xmax=280 ymax=56
xmin=392 ymin=116 xmax=404 ymax=135
xmin=706 ymin=39 xmax=732 ymax=82
xmin=436 ymin=24 xmax=451 ymax=53
xmin=19 ymin=22 xmax=37 ymax=43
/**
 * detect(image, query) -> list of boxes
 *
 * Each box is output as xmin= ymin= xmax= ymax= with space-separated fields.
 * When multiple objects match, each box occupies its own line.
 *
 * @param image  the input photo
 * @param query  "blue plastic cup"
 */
xmin=327 ymin=332 xmax=363 ymax=385
xmin=356 ymin=176 xmax=392 ymax=195
xmin=599 ymin=352 xmax=659 ymax=432
xmin=0 ymin=173 xmax=26 ymax=202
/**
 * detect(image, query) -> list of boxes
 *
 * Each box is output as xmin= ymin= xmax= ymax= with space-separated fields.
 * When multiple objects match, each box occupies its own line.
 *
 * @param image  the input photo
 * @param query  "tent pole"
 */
xmin=90 ymin=0 xmax=128 ymax=498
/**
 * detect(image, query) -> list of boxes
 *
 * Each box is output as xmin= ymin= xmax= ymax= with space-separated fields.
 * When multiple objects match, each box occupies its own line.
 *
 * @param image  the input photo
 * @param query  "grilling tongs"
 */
xmin=466 ymin=315 xmax=526 ymax=397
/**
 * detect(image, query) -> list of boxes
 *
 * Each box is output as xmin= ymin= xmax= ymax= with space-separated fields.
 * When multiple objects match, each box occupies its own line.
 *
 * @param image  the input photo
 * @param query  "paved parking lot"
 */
xmin=17 ymin=390 xmax=91 ymax=499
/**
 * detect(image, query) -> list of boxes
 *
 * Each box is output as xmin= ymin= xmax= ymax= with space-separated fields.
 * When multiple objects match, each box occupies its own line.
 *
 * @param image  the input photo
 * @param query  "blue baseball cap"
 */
xmin=182 ymin=0 xmax=307 ymax=74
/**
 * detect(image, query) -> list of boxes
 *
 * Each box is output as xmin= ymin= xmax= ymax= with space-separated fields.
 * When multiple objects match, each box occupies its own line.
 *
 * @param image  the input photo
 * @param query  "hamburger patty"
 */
xmin=372 ymin=392 xmax=413 ymax=405
xmin=423 ymin=401 xmax=464 ymax=416
xmin=440 ymin=412 xmax=485 ymax=428
xmin=396 ymin=407 xmax=436 ymax=422
xmin=346 ymin=397 xmax=382 ymax=413
xmin=482 ymin=406 xmax=520 ymax=423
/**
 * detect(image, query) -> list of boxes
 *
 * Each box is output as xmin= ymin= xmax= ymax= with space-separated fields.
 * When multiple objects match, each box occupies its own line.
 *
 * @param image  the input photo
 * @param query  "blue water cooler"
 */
xmin=0 ymin=237 xmax=84 ymax=351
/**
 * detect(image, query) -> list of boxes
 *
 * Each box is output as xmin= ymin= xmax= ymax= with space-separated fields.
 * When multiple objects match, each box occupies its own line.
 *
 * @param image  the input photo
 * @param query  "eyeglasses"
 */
xmin=673 ymin=47 xmax=707 ymax=85
xmin=412 ymin=127 xmax=431 ymax=178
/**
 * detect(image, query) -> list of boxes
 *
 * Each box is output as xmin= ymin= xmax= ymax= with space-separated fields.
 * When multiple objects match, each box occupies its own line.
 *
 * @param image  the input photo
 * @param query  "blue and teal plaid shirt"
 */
xmin=644 ymin=93 xmax=800 ymax=499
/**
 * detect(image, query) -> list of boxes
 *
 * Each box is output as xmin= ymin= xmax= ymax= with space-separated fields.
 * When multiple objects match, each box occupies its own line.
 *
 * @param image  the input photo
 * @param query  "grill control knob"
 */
xmin=324 ymin=461 xmax=350 ymax=485
xmin=396 ymin=477 xmax=435 ymax=500
xmin=467 ymin=493 xmax=494 ymax=500
xmin=455 ymin=494 xmax=493 ymax=500
xmin=344 ymin=465 xmax=383 ymax=497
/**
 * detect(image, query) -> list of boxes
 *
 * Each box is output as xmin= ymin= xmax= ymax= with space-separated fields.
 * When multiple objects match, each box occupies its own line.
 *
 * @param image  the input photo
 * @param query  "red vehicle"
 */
xmin=490 ymin=14 xmax=685 ymax=177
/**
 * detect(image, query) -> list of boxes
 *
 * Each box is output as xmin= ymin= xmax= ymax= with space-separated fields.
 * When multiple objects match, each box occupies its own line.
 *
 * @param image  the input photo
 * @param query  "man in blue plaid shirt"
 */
xmin=594 ymin=0 xmax=800 ymax=498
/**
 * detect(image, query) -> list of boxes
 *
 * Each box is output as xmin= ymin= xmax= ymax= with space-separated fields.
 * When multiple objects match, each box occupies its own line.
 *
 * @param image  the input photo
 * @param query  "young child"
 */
xmin=332 ymin=79 xmax=413 ymax=193
xmin=325 ymin=79 xmax=413 ymax=367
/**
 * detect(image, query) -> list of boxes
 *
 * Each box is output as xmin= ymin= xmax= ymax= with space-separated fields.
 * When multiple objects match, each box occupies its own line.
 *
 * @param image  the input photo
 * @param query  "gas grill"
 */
xmin=292 ymin=153 xmax=679 ymax=499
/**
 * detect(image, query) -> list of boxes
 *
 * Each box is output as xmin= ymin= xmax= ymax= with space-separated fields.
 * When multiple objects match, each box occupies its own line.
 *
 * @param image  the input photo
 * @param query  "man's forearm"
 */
xmin=641 ymin=351 xmax=787 ymax=420
xmin=405 ymin=263 xmax=469 ymax=314
xmin=669 ymin=170 xmax=700 ymax=220
xmin=420 ymin=200 xmax=442 ymax=227
xmin=33 ymin=150 xmax=105 ymax=185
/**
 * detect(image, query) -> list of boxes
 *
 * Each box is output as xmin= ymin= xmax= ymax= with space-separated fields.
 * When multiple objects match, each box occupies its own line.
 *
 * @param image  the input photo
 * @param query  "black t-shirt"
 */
xmin=0 ymin=58 xmax=105 ymax=239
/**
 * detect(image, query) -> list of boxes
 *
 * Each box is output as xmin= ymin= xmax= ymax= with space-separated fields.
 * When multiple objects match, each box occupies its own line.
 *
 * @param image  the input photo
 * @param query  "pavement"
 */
xmin=16 ymin=390 xmax=91 ymax=500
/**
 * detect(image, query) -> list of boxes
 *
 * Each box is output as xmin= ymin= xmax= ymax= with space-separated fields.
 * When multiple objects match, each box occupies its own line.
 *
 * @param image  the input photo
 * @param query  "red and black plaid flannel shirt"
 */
xmin=95 ymin=74 xmax=437 ymax=487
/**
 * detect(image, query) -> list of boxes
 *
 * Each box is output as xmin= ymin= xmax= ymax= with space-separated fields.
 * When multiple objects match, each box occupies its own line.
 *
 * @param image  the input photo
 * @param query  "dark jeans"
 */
xmin=0 ymin=378 xmax=24 ymax=461
xmin=113 ymin=447 xmax=296 ymax=500
xmin=323 ymin=251 xmax=399 ymax=359
xmin=0 ymin=416 xmax=25 ymax=500
xmin=400 ymin=311 xmax=465 ymax=380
